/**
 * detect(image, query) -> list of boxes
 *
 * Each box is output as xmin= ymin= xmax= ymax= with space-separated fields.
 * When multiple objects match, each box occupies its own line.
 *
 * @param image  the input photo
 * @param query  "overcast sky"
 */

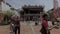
xmin=2 ymin=0 xmax=60 ymax=11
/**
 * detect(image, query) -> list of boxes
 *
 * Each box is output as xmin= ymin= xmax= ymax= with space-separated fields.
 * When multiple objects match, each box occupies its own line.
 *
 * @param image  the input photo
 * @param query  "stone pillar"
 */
xmin=53 ymin=0 xmax=58 ymax=9
xmin=40 ymin=12 xmax=43 ymax=23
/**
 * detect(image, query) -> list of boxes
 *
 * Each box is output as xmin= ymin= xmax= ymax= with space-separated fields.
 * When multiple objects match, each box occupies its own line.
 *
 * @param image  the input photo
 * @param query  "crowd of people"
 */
xmin=8 ymin=15 xmax=20 ymax=34
xmin=8 ymin=14 xmax=60 ymax=34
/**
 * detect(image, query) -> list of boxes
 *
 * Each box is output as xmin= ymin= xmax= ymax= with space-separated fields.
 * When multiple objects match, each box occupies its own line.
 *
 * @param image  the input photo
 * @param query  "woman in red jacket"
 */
xmin=40 ymin=14 xmax=49 ymax=34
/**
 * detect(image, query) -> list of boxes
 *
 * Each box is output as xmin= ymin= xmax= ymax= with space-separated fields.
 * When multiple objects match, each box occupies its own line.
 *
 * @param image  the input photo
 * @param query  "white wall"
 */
xmin=2 ymin=2 xmax=10 ymax=11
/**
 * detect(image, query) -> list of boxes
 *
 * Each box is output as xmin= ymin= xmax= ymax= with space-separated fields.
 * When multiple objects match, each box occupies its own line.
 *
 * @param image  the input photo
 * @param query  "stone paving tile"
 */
xmin=0 ymin=25 xmax=10 ymax=34
xmin=20 ymin=25 xmax=32 ymax=34
xmin=51 ymin=28 xmax=60 ymax=34
xmin=33 ymin=25 xmax=60 ymax=34
xmin=32 ymin=25 xmax=41 ymax=34
xmin=0 ymin=25 xmax=60 ymax=34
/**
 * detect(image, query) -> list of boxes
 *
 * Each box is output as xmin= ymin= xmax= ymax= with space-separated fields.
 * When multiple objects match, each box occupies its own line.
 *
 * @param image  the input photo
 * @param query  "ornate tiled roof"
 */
xmin=22 ymin=5 xmax=44 ymax=9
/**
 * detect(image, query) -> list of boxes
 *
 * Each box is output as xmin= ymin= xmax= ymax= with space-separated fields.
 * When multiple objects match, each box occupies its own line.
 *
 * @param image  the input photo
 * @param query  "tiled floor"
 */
xmin=0 ymin=25 xmax=10 ymax=34
xmin=20 ymin=25 xmax=32 ymax=34
xmin=0 ymin=25 xmax=60 ymax=34
xmin=20 ymin=25 xmax=60 ymax=34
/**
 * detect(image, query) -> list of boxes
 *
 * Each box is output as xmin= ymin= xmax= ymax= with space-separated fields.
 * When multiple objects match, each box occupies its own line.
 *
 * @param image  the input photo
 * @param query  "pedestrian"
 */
xmin=40 ymin=14 xmax=50 ymax=34
xmin=35 ymin=21 xmax=38 ymax=26
xmin=8 ymin=17 xmax=15 ymax=33
xmin=14 ymin=16 xmax=20 ymax=34
xmin=35 ymin=18 xmax=38 ymax=26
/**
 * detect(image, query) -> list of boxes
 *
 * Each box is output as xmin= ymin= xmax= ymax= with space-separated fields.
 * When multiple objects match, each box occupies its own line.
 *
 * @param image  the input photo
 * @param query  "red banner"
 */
xmin=54 ymin=8 xmax=60 ymax=18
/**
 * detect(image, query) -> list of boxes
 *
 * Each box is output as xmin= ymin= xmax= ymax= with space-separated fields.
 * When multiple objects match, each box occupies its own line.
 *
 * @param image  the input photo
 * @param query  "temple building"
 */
xmin=20 ymin=5 xmax=44 ymax=21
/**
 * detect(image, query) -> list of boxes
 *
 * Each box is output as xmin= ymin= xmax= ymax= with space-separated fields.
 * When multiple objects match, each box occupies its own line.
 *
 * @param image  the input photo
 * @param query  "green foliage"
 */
xmin=47 ymin=10 xmax=53 ymax=17
xmin=47 ymin=9 xmax=53 ymax=21
xmin=3 ymin=10 xmax=15 ymax=17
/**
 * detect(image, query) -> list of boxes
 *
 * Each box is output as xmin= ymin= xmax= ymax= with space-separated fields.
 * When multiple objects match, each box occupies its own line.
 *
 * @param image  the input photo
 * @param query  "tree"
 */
xmin=3 ymin=10 xmax=15 ymax=17
xmin=2 ymin=10 xmax=15 ymax=24
xmin=47 ymin=9 xmax=53 ymax=21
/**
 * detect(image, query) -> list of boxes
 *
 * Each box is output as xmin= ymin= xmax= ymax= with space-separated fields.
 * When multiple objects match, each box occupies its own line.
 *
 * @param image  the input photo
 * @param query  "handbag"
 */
xmin=47 ymin=30 xmax=50 ymax=34
xmin=40 ymin=28 xmax=44 ymax=33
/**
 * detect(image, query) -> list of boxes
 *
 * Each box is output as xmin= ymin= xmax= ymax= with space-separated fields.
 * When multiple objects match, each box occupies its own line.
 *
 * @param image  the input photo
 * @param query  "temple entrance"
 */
xmin=20 ymin=5 xmax=44 ymax=21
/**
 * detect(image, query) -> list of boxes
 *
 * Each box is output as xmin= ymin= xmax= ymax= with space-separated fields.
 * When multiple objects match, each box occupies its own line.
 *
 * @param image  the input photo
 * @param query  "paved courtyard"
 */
xmin=0 ymin=25 xmax=10 ymax=34
xmin=0 ymin=21 xmax=60 ymax=34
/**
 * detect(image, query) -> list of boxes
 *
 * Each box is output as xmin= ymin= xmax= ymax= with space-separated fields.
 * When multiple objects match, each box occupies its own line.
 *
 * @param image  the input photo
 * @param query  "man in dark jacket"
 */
xmin=14 ymin=16 xmax=20 ymax=34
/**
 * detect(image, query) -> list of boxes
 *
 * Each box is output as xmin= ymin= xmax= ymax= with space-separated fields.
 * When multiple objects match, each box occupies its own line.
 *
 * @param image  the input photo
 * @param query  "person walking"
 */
xmin=35 ymin=18 xmax=38 ymax=26
xmin=14 ymin=16 xmax=20 ymax=34
xmin=40 ymin=14 xmax=50 ymax=34
xmin=8 ymin=17 xmax=16 ymax=34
